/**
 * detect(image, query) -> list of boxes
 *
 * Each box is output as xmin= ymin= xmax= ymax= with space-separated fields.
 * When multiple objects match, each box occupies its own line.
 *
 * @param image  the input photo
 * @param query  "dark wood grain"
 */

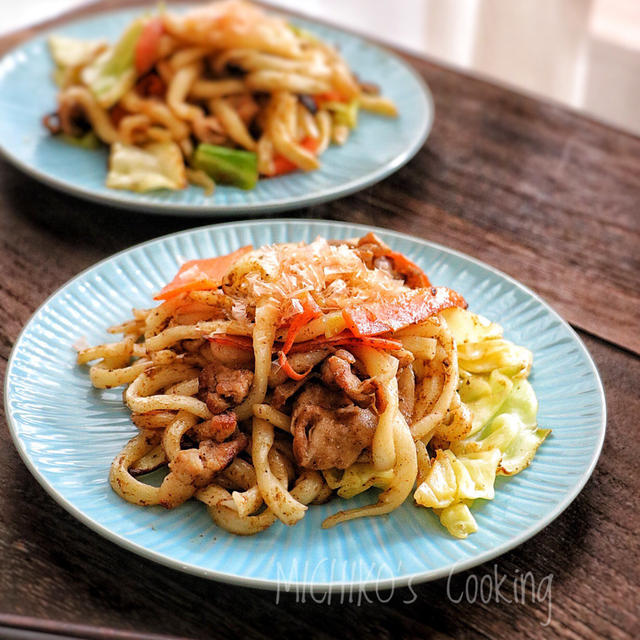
xmin=0 ymin=2 xmax=638 ymax=640
xmin=0 ymin=614 xmax=190 ymax=640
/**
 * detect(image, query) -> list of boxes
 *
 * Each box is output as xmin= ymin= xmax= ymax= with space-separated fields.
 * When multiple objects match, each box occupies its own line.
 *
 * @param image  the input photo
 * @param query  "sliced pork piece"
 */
xmin=199 ymin=433 xmax=248 ymax=476
xmin=160 ymin=432 xmax=248 ymax=507
xmin=271 ymin=377 xmax=308 ymax=411
xmin=193 ymin=411 xmax=237 ymax=442
xmin=291 ymin=383 xmax=377 ymax=470
xmin=320 ymin=349 xmax=379 ymax=409
xmin=199 ymin=362 xmax=254 ymax=414
xmin=168 ymin=433 xmax=248 ymax=487
xmin=268 ymin=349 xmax=330 ymax=387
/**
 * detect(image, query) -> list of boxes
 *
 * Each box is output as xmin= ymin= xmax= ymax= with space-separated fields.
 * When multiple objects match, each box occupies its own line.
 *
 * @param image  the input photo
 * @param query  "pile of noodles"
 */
xmin=77 ymin=236 xmax=549 ymax=538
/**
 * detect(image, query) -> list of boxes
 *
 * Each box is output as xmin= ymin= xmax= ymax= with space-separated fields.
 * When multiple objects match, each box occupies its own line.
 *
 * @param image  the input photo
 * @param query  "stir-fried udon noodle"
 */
xmin=77 ymin=234 xmax=549 ymax=538
xmin=44 ymin=0 xmax=397 ymax=195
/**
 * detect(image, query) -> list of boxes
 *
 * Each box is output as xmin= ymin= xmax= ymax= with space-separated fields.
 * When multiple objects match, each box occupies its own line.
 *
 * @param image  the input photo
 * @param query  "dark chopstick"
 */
xmin=0 ymin=616 xmax=191 ymax=640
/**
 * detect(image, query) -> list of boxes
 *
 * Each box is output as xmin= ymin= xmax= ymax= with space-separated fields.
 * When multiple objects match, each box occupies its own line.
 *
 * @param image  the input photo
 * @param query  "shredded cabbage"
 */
xmin=452 ymin=379 xmax=550 ymax=475
xmin=459 ymin=368 xmax=514 ymax=436
xmin=323 ymin=464 xmax=393 ymax=499
xmin=441 ymin=306 xmax=502 ymax=343
xmin=438 ymin=503 xmax=478 ymax=539
xmin=81 ymin=19 xmax=143 ymax=107
xmin=414 ymin=448 xmax=500 ymax=510
xmin=414 ymin=307 xmax=550 ymax=537
xmin=106 ymin=142 xmax=186 ymax=192
xmin=458 ymin=339 xmax=532 ymax=378
xmin=48 ymin=35 xmax=107 ymax=70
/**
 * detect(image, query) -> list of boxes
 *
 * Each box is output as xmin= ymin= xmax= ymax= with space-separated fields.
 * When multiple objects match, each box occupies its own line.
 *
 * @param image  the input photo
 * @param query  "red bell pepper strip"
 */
xmin=271 ymin=137 xmax=319 ymax=176
xmin=135 ymin=17 xmax=164 ymax=75
xmin=154 ymin=246 xmax=253 ymax=301
xmin=315 ymin=91 xmax=348 ymax=103
xmin=343 ymin=287 xmax=467 ymax=337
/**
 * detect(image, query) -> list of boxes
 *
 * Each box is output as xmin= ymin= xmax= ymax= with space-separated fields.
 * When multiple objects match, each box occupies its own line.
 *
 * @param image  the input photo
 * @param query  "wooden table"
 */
xmin=0 ymin=2 xmax=638 ymax=639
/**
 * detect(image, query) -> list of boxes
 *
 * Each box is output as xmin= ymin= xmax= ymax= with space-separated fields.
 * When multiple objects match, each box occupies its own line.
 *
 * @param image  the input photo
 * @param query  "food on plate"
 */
xmin=76 ymin=234 xmax=549 ymax=538
xmin=43 ymin=1 xmax=398 ymax=195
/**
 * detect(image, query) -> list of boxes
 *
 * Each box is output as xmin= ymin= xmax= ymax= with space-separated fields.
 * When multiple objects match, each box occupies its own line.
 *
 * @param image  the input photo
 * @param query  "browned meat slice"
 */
xmin=168 ymin=433 xmax=248 ymax=489
xmin=199 ymin=434 xmax=248 ymax=476
xmin=193 ymin=412 xmax=237 ymax=442
xmin=291 ymin=384 xmax=377 ymax=470
xmin=271 ymin=377 xmax=308 ymax=411
xmin=268 ymin=349 xmax=330 ymax=387
xmin=320 ymin=349 xmax=379 ymax=409
xmin=199 ymin=363 xmax=254 ymax=414
xmin=205 ymin=392 xmax=231 ymax=415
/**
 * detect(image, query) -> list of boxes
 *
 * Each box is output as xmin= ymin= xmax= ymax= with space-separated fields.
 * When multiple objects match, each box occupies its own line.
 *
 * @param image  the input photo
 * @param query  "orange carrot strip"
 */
xmin=276 ymin=294 xmax=322 ymax=380
xmin=386 ymin=250 xmax=432 ymax=288
xmin=342 ymin=287 xmax=467 ymax=337
xmin=278 ymin=351 xmax=312 ymax=381
xmin=154 ymin=246 xmax=253 ymax=301
xmin=280 ymin=295 xmax=322 ymax=354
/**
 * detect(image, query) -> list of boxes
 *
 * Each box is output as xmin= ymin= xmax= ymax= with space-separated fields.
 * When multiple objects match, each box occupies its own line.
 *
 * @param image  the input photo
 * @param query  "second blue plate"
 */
xmin=0 ymin=7 xmax=432 ymax=215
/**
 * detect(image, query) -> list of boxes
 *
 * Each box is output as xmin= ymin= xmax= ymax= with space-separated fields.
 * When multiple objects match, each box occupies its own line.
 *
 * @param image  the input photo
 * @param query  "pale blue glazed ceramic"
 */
xmin=0 ymin=7 xmax=432 ymax=215
xmin=5 ymin=220 xmax=605 ymax=591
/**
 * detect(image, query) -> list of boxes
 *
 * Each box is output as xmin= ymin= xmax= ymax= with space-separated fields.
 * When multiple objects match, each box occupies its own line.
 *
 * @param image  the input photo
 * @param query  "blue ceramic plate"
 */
xmin=0 ymin=6 xmax=432 ymax=215
xmin=5 ymin=220 xmax=605 ymax=591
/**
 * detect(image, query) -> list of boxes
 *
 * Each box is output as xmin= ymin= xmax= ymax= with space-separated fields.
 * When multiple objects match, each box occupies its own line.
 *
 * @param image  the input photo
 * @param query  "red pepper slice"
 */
xmin=315 ymin=91 xmax=348 ymax=103
xmin=271 ymin=137 xmax=319 ymax=176
xmin=154 ymin=246 xmax=253 ymax=301
xmin=135 ymin=17 xmax=164 ymax=75
xmin=343 ymin=287 xmax=467 ymax=337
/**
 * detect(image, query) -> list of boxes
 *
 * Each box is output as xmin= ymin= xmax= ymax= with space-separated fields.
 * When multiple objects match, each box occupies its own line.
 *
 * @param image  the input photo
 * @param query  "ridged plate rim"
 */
xmin=4 ymin=219 xmax=606 ymax=591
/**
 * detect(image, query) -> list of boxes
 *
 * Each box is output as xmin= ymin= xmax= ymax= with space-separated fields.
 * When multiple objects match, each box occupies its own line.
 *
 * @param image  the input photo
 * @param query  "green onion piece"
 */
xmin=191 ymin=144 xmax=258 ymax=190
xmin=58 ymin=131 xmax=102 ymax=149
xmin=288 ymin=23 xmax=317 ymax=41
xmin=322 ymin=99 xmax=359 ymax=128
